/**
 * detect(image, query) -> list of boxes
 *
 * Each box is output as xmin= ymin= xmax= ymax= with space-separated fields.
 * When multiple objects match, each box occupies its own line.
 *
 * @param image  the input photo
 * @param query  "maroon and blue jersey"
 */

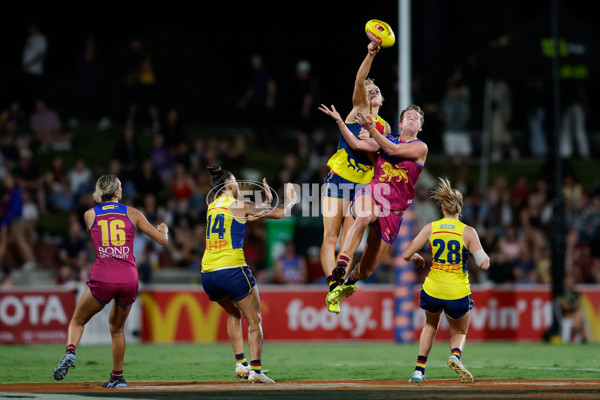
xmin=89 ymin=202 xmax=137 ymax=283
xmin=369 ymin=136 xmax=423 ymax=211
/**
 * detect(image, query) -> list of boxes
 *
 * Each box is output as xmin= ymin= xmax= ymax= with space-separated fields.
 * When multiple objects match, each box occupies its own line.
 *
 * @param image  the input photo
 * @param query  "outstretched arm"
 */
xmin=319 ymin=104 xmax=380 ymax=152
xmin=351 ymin=42 xmax=380 ymax=113
xmin=237 ymin=182 xmax=298 ymax=221
xmin=355 ymin=111 xmax=427 ymax=160
xmin=129 ymin=207 xmax=169 ymax=245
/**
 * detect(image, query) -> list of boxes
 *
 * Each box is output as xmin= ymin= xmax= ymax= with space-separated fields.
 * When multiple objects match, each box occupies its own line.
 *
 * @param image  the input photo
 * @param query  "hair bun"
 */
xmin=206 ymin=164 xmax=222 ymax=175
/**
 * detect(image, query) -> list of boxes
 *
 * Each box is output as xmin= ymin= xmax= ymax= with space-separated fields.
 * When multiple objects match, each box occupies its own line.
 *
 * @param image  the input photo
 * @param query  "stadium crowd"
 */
xmin=1 ymin=25 xmax=599 ymax=289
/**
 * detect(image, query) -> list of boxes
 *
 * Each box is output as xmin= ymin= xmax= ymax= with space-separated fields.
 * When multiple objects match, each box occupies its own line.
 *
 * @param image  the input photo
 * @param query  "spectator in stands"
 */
xmin=306 ymin=246 xmax=325 ymax=284
xmin=67 ymin=158 xmax=93 ymax=198
xmin=0 ymin=172 xmax=37 ymax=271
xmin=171 ymin=163 xmax=195 ymax=203
xmin=134 ymin=193 xmax=170 ymax=271
xmin=30 ymin=99 xmax=72 ymax=151
xmin=512 ymin=244 xmax=536 ymax=284
xmin=70 ymin=35 xmax=105 ymax=127
xmin=238 ymin=52 xmax=277 ymax=146
xmin=290 ymin=59 xmax=321 ymax=158
xmin=172 ymin=141 xmax=192 ymax=170
xmin=439 ymin=77 xmax=471 ymax=192
xmin=44 ymin=156 xmax=73 ymax=212
xmin=273 ymin=240 xmax=307 ymax=284
xmin=0 ymin=101 xmax=27 ymax=140
xmin=111 ymin=126 xmax=143 ymax=174
xmin=21 ymin=21 xmax=47 ymax=115
xmin=560 ymin=84 xmax=590 ymax=159
xmin=55 ymin=219 xmax=92 ymax=285
xmin=13 ymin=148 xmax=47 ymax=215
xmin=125 ymin=36 xmax=160 ymax=132
xmin=106 ymin=159 xmax=134 ymax=201
xmin=162 ymin=107 xmax=186 ymax=149
xmin=509 ymin=174 xmax=530 ymax=214
xmin=490 ymin=79 xmax=517 ymax=161
xmin=133 ymin=158 xmax=165 ymax=207
xmin=189 ymin=138 xmax=208 ymax=174
xmin=147 ymin=133 xmax=174 ymax=183
xmin=462 ymin=189 xmax=490 ymax=235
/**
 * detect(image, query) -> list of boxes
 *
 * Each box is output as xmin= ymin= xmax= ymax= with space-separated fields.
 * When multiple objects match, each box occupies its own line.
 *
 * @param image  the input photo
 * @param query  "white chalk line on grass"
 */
xmin=525 ymin=367 xmax=600 ymax=372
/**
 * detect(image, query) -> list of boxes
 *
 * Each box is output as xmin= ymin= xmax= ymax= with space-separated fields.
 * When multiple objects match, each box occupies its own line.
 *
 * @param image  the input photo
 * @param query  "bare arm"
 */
xmin=350 ymin=42 xmax=380 ymax=115
xmin=463 ymin=226 xmax=490 ymax=270
xmin=356 ymin=111 xmax=428 ymax=161
xmin=401 ymin=223 xmax=432 ymax=268
xmin=128 ymin=207 xmax=169 ymax=245
xmin=319 ymin=104 xmax=380 ymax=152
xmin=233 ymin=182 xmax=297 ymax=221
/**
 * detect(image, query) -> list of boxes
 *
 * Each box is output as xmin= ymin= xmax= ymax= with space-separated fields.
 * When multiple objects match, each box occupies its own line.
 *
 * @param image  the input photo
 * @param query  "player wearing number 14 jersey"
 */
xmin=401 ymin=178 xmax=490 ymax=384
xmin=201 ymin=164 xmax=297 ymax=383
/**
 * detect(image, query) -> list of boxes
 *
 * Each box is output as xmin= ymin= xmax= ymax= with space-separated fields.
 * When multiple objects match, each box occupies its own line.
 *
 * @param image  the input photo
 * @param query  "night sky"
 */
xmin=1 ymin=0 xmax=600 ymax=128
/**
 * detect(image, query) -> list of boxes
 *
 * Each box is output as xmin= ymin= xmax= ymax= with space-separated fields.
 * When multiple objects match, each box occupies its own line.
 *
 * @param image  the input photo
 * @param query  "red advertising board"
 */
xmin=0 ymin=288 xmax=77 ymax=344
xmin=3 ymin=285 xmax=598 ymax=344
xmin=140 ymin=285 xmax=600 ymax=343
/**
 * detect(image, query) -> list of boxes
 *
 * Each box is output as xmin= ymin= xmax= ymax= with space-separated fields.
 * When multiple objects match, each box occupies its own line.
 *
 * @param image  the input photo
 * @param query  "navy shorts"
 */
xmin=201 ymin=266 xmax=256 ymax=302
xmin=322 ymin=171 xmax=366 ymax=201
xmin=87 ymin=280 xmax=138 ymax=306
xmin=419 ymin=289 xmax=473 ymax=319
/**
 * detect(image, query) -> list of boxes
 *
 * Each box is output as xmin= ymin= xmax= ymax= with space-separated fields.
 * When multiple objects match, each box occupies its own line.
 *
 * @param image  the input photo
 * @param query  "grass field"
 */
xmin=2 ymin=342 xmax=599 ymax=384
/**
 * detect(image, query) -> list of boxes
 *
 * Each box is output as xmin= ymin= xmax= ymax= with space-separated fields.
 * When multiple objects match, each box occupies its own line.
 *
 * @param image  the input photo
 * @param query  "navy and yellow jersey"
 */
xmin=326 ymin=114 xmax=388 ymax=184
xmin=422 ymin=218 xmax=471 ymax=300
xmin=201 ymin=195 xmax=247 ymax=272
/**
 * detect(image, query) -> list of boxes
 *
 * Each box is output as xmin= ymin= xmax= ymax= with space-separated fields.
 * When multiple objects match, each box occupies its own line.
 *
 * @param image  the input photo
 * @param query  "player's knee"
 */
xmin=354 ymin=215 xmax=371 ymax=229
xmin=323 ymin=232 xmax=338 ymax=245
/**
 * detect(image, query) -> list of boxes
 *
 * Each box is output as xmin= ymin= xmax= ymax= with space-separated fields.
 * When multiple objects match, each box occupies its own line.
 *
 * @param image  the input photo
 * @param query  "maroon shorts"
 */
xmin=352 ymin=189 xmax=404 ymax=244
xmin=87 ymin=280 xmax=138 ymax=306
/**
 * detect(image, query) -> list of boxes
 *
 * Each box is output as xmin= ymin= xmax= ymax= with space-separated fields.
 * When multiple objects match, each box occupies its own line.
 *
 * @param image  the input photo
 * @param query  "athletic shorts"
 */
xmin=201 ymin=265 xmax=256 ymax=302
xmin=351 ymin=188 xmax=403 ymax=244
xmin=87 ymin=280 xmax=138 ymax=306
xmin=322 ymin=171 xmax=366 ymax=201
xmin=419 ymin=288 xmax=473 ymax=319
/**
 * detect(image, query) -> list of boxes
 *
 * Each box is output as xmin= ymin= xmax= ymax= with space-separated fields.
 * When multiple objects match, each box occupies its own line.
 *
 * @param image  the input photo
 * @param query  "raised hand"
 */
xmin=285 ymin=183 xmax=298 ymax=205
xmin=367 ymin=41 xmax=381 ymax=56
xmin=318 ymin=104 xmax=343 ymax=123
xmin=354 ymin=111 xmax=375 ymax=130
xmin=262 ymin=177 xmax=273 ymax=205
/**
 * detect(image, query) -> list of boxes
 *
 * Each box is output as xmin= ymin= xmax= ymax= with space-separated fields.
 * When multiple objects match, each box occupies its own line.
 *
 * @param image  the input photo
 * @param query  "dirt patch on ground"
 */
xmin=2 ymin=379 xmax=600 ymax=399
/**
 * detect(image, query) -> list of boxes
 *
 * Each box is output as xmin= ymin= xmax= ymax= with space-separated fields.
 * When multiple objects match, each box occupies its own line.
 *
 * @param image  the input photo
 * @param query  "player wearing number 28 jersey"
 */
xmin=401 ymin=178 xmax=490 ymax=384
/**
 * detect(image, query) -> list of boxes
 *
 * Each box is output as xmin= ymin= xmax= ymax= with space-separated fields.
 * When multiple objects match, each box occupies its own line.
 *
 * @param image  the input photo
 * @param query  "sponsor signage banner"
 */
xmin=0 ymin=289 xmax=76 ymax=344
xmin=139 ymin=285 xmax=600 ymax=343
xmin=4 ymin=285 xmax=599 ymax=344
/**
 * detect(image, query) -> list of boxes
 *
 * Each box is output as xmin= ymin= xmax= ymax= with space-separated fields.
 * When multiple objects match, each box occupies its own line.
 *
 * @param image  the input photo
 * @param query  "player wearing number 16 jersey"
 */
xmin=201 ymin=164 xmax=297 ymax=383
xmin=401 ymin=178 xmax=490 ymax=384
xmin=53 ymin=174 xmax=169 ymax=388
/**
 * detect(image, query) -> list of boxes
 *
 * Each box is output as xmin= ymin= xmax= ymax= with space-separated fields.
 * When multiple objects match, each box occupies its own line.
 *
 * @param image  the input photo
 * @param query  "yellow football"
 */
xmin=365 ymin=19 xmax=395 ymax=48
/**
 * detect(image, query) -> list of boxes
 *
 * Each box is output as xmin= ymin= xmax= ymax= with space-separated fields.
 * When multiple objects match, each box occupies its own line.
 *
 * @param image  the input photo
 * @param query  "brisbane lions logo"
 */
xmin=379 ymin=162 xmax=408 ymax=183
